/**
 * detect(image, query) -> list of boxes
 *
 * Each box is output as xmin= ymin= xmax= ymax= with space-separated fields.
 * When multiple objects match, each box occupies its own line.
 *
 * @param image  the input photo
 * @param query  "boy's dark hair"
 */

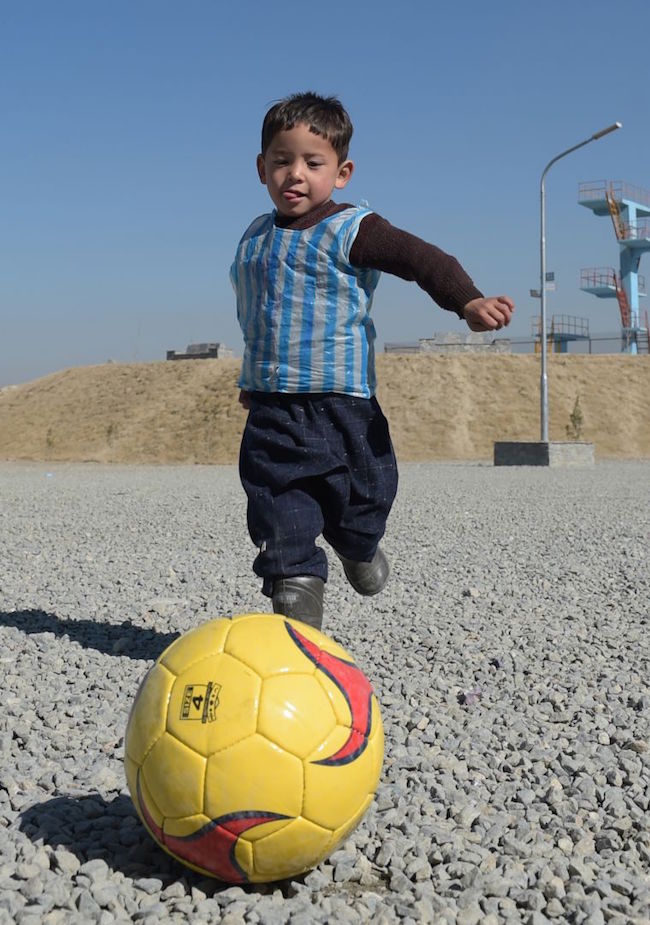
xmin=261 ymin=92 xmax=353 ymax=163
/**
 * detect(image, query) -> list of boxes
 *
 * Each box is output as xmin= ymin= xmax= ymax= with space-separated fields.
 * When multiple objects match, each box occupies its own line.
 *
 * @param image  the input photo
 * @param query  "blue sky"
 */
xmin=2 ymin=0 xmax=649 ymax=386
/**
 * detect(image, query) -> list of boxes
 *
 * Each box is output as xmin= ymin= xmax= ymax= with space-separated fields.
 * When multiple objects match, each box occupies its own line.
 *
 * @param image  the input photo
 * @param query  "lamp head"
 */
xmin=592 ymin=122 xmax=622 ymax=140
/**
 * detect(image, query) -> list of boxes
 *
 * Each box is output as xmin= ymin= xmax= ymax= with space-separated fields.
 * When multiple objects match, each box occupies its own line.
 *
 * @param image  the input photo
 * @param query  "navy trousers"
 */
xmin=239 ymin=392 xmax=398 ymax=596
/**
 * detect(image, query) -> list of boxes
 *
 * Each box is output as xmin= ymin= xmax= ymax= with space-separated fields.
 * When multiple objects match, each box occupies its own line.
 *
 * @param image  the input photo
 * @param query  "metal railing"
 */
xmin=580 ymin=267 xmax=617 ymax=289
xmin=531 ymin=315 xmax=589 ymax=338
xmin=580 ymin=267 xmax=646 ymax=294
xmin=619 ymin=220 xmax=650 ymax=241
xmin=580 ymin=267 xmax=647 ymax=295
xmin=579 ymin=180 xmax=650 ymax=208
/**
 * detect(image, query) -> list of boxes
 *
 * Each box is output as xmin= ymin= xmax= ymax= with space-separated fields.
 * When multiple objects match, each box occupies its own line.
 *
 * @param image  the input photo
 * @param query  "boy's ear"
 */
xmin=334 ymin=159 xmax=354 ymax=190
xmin=256 ymin=154 xmax=267 ymax=185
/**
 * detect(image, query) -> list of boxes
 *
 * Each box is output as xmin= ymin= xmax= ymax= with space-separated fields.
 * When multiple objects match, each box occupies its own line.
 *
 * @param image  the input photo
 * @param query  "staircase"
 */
xmin=638 ymin=311 xmax=650 ymax=355
xmin=612 ymin=272 xmax=631 ymax=328
xmin=606 ymin=186 xmax=627 ymax=240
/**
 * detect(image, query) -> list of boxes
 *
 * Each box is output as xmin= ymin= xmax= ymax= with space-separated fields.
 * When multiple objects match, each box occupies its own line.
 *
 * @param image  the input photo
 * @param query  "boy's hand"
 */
xmin=463 ymin=296 xmax=514 ymax=332
xmin=239 ymin=390 xmax=252 ymax=410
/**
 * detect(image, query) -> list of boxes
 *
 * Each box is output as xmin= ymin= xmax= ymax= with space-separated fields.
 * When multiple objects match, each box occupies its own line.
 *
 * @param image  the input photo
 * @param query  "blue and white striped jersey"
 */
xmin=231 ymin=206 xmax=381 ymax=398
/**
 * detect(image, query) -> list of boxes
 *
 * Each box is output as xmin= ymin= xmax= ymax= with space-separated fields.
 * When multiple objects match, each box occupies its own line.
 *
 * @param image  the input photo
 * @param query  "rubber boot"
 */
xmin=272 ymin=576 xmax=324 ymax=631
xmin=336 ymin=546 xmax=389 ymax=596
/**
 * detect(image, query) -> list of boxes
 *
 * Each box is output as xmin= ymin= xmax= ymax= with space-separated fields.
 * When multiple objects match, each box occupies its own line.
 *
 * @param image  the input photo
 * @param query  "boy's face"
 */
xmin=257 ymin=123 xmax=353 ymax=218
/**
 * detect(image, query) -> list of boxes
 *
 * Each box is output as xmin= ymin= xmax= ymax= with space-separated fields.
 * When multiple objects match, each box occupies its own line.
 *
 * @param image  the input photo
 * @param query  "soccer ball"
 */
xmin=124 ymin=613 xmax=384 ymax=883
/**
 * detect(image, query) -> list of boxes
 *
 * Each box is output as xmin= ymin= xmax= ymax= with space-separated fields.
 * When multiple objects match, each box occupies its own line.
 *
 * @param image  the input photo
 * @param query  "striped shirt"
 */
xmin=231 ymin=206 xmax=381 ymax=397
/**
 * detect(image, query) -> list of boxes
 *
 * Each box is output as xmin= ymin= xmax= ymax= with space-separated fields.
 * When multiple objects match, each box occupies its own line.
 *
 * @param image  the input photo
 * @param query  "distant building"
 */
xmin=384 ymin=332 xmax=511 ymax=355
xmin=418 ymin=332 xmax=511 ymax=354
xmin=166 ymin=342 xmax=234 ymax=361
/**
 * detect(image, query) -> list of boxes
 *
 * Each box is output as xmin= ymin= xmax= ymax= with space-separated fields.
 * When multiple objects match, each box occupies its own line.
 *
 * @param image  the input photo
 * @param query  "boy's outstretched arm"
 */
xmin=350 ymin=215 xmax=514 ymax=327
xmin=463 ymin=296 xmax=515 ymax=332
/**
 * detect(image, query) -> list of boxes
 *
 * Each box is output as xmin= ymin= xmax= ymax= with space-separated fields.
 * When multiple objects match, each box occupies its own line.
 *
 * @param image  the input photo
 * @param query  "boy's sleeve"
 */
xmin=349 ymin=213 xmax=483 ymax=319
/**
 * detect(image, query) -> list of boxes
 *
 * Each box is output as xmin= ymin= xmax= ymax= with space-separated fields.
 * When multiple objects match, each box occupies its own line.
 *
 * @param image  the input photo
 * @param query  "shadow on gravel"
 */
xmin=19 ymin=793 xmax=302 ymax=896
xmin=0 ymin=609 xmax=179 ymax=660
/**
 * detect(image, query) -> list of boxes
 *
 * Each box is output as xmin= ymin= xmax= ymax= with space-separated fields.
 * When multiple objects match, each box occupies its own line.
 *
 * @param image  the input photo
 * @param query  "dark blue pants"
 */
xmin=239 ymin=392 xmax=398 ymax=596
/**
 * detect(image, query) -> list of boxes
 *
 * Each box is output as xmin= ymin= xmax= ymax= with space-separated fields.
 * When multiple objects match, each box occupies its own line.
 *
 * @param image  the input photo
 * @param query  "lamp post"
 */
xmin=539 ymin=122 xmax=621 ymax=441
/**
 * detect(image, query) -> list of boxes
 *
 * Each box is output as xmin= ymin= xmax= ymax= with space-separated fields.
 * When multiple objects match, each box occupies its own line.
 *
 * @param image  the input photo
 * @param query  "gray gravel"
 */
xmin=0 ymin=460 xmax=648 ymax=924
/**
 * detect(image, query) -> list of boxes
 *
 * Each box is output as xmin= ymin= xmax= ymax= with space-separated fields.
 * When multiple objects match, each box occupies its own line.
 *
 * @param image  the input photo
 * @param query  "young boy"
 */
xmin=231 ymin=92 xmax=514 ymax=631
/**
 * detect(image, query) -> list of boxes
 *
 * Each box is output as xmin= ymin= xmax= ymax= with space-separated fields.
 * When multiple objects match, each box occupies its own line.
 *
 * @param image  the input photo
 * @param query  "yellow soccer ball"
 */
xmin=124 ymin=613 xmax=384 ymax=883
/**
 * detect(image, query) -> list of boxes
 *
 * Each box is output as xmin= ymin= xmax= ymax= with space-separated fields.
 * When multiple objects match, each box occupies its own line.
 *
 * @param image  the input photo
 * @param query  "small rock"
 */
xmin=545 ymin=897 xmax=565 ymax=918
xmin=457 ymin=901 xmax=483 ymax=925
xmin=543 ymin=876 xmax=566 ymax=900
xmin=624 ymin=738 xmax=648 ymax=753
xmin=134 ymin=877 xmax=164 ymax=895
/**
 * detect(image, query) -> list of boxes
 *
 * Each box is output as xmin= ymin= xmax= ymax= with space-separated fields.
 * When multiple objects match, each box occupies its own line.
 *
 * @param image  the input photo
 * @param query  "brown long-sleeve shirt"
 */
xmin=274 ymin=200 xmax=483 ymax=319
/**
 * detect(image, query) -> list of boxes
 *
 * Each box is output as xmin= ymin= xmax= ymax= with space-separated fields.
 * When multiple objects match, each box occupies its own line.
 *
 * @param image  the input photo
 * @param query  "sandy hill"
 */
xmin=0 ymin=355 xmax=648 ymax=464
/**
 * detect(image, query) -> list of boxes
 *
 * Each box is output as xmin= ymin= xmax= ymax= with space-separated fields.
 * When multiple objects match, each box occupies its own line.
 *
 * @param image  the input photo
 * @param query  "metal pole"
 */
xmin=539 ymin=122 xmax=621 ymax=442
xmin=540 ymin=175 xmax=548 ymax=441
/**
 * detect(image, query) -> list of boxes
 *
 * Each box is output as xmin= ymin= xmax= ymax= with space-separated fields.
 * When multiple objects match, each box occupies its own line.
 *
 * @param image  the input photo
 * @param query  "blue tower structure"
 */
xmin=578 ymin=181 xmax=650 ymax=354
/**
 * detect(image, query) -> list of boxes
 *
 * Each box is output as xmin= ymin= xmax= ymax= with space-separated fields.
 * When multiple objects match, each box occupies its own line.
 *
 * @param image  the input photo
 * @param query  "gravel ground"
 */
xmin=0 ymin=460 xmax=648 ymax=925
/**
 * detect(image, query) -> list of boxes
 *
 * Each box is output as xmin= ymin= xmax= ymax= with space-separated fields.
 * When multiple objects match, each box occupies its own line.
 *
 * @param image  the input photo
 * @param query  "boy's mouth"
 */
xmin=283 ymin=190 xmax=305 ymax=202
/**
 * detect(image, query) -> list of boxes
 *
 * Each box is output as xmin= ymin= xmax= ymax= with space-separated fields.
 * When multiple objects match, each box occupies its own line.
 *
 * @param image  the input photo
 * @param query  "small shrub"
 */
xmin=566 ymin=394 xmax=584 ymax=441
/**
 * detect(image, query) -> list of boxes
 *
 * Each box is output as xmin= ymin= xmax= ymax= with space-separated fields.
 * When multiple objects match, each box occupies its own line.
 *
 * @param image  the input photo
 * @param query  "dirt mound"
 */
xmin=0 ymin=355 xmax=647 ymax=463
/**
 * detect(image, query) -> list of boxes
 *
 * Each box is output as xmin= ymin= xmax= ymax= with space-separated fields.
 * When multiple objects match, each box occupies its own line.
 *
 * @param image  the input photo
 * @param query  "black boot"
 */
xmin=335 ymin=546 xmax=389 ymax=596
xmin=272 ymin=576 xmax=324 ymax=631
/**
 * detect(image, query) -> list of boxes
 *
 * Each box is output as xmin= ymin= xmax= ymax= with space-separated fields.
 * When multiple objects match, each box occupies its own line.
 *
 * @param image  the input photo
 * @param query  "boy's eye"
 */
xmin=307 ymin=161 xmax=323 ymax=169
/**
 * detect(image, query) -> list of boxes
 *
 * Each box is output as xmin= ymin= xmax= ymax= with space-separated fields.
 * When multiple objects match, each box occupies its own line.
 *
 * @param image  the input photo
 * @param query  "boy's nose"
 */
xmin=288 ymin=163 xmax=304 ymax=181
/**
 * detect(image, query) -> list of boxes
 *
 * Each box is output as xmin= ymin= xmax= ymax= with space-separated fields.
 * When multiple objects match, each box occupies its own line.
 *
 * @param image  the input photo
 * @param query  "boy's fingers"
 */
xmin=484 ymin=306 xmax=504 ymax=327
xmin=490 ymin=298 xmax=513 ymax=326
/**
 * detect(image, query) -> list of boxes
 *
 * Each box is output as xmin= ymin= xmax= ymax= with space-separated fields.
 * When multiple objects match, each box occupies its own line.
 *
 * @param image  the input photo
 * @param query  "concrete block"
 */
xmin=493 ymin=442 xmax=594 ymax=467
xmin=548 ymin=442 xmax=595 ymax=467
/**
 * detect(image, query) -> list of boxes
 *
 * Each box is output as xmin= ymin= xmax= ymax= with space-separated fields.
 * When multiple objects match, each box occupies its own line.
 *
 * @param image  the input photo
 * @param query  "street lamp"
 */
xmin=539 ymin=122 xmax=621 ymax=441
